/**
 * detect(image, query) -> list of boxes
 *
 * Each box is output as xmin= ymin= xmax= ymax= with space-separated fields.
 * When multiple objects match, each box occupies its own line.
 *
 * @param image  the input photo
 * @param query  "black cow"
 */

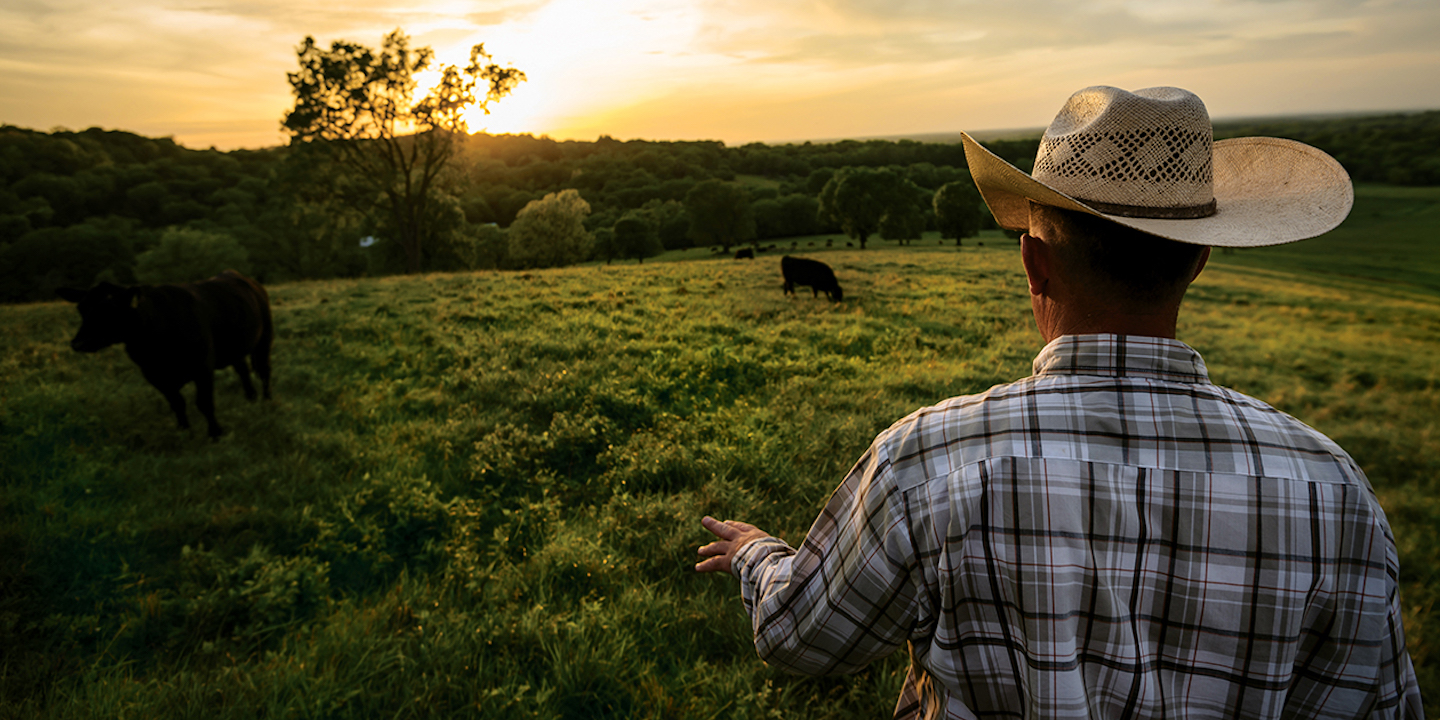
xmin=56 ymin=270 xmax=273 ymax=438
xmin=734 ymin=248 xmax=754 ymax=259
xmin=781 ymin=255 xmax=844 ymax=302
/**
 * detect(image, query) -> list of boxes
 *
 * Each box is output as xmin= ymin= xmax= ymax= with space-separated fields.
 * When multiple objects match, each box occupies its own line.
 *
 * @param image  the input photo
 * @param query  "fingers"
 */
xmin=695 ymin=556 xmax=730 ymax=573
xmin=702 ymin=516 xmax=758 ymax=535
xmin=695 ymin=537 xmax=733 ymax=574
xmin=696 ymin=515 xmax=766 ymax=575
xmin=700 ymin=515 xmax=741 ymax=540
xmin=697 ymin=518 xmax=737 ymax=574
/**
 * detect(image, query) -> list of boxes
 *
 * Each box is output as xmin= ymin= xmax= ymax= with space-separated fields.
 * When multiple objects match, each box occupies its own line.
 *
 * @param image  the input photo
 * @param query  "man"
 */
xmin=696 ymin=86 xmax=1423 ymax=719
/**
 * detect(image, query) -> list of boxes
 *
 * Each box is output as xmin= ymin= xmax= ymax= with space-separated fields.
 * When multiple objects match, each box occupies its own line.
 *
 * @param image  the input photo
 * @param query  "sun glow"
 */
xmin=461 ymin=82 xmax=543 ymax=135
xmin=412 ymin=63 xmax=542 ymax=136
xmin=411 ymin=0 xmax=706 ymax=139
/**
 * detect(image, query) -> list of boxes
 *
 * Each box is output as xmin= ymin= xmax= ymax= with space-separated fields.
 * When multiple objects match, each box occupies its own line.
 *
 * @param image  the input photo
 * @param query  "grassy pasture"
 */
xmin=1212 ymin=184 xmax=1440 ymax=295
xmin=2 ymin=187 xmax=1438 ymax=718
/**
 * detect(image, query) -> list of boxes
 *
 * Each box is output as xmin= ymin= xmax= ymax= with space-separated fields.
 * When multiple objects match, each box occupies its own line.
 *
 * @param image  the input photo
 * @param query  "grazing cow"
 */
xmin=734 ymin=248 xmax=754 ymax=260
xmin=56 ymin=270 xmax=273 ymax=438
xmin=781 ymin=255 xmax=844 ymax=302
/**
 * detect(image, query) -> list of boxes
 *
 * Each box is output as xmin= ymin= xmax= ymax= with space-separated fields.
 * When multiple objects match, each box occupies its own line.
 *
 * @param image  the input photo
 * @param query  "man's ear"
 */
xmin=1191 ymin=246 xmax=1211 ymax=282
xmin=1020 ymin=233 xmax=1051 ymax=297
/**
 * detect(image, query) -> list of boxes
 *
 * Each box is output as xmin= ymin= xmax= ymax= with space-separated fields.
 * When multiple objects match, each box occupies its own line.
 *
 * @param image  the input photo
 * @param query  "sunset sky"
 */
xmin=2 ymin=0 xmax=1438 ymax=151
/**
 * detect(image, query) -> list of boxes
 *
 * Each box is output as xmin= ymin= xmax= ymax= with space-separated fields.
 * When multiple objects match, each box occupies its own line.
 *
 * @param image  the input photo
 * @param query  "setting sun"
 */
xmin=414 ymin=62 xmax=542 ymax=136
xmin=423 ymin=0 xmax=707 ymax=139
xmin=461 ymin=82 xmax=541 ymax=135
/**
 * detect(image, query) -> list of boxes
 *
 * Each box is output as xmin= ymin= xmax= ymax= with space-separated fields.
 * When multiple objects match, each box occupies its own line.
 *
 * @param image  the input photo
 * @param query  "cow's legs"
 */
xmin=252 ymin=336 xmax=273 ymax=401
xmin=160 ymin=387 xmax=190 ymax=430
xmin=233 ymin=358 xmax=257 ymax=401
xmin=783 ymin=281 xmax=794 ymax=296
xmin=195 ymin=371 xmax=223 ymax=438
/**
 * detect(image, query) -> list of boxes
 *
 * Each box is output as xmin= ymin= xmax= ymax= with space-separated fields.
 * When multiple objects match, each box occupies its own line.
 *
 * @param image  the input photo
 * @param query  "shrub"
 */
xmin=507 ymin=189 xmax=593 ymax=269
xmin=134 ymin=227 xmax=249 ymax=284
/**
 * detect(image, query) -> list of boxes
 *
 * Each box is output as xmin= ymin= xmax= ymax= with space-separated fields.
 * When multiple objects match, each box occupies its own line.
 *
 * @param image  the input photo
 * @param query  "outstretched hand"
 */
xmin=695 ymin=516 xmax=771 ymax=575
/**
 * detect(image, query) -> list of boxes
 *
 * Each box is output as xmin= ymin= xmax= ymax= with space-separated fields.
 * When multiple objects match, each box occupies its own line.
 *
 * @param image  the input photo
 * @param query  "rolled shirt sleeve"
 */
xmin=732 ymin=445 xmax=925 ymax=676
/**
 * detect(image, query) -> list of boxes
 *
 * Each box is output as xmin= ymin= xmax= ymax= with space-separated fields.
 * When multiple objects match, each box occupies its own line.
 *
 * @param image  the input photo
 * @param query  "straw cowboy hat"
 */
xmin=961 ymin=86 xmax=1353 ymax=247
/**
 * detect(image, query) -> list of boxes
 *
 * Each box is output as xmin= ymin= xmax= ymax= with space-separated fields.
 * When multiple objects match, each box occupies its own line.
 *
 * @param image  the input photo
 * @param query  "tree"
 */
xmin=818 ymin=167 xmax=904 ymax=250
xmin=282 ymin=29 xmax=524 ymax=274
xmin=389 ymin=191 xmax=468 ymax=272
xmin=805 ymin=168 xmax=836 ymax=195
xmin=879 ymin=179 xmax=928 ymax=245
xmin=685 ymin=180 xmax=754 ymax=252
xmin=134 ymin=227 xmax=250 ymax=284
xmin=592 ymin=226 xmax=617 ymax=265
xmin=450 ymin=223 xmax=508 ymax=270
xmin=242 ymin=149 xmax=370 ymax=281
xmin=0 ymin=221 xmax=140 ymax=302
xmin=933 ymin=179 xmax=984 ymax=246
xmin=754 ymin=193 xmax=822 ymax=240
xmin=636 ymin=199 xmax=690 ymax=250
xmin=612 ymin=213 xmax=664 ymax=264
xmin=507 ymin=189 xmax=592 ymax=269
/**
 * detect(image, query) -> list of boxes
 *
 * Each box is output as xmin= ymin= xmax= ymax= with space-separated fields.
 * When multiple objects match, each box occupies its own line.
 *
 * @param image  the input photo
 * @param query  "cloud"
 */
xmin=688 ymin=0 xmax=1168 ymax=64
xmin=687 ymin=0 xmax=1440 ymax=68
xmin=469 ymin=2 xmax=550 ymax=27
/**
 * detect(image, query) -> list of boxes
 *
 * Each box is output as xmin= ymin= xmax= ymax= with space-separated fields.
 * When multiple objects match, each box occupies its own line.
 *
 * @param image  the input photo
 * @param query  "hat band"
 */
xmin=1077 ymin=197 xmax=1218 ymax=220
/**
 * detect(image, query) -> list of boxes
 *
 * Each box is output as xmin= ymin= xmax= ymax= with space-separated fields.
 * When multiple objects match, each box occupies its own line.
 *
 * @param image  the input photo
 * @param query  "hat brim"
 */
xmin=961 ymin=132 xmax=1354 ymax=247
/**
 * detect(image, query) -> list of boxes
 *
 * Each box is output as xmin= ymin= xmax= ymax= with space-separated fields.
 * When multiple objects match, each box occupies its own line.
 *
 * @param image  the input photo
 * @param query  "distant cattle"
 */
xmin=56 ymin=270 xmax=273 ymax=438
xmin=781 ymin=256 xmax=844 ymax=302
xmin=734 ymin=248 xmax=754 ymax=260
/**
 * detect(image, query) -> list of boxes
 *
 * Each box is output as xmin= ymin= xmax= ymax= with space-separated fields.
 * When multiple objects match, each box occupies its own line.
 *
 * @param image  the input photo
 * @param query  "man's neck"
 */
xmin=1034 ymin=300 xmax=1180 ymax=343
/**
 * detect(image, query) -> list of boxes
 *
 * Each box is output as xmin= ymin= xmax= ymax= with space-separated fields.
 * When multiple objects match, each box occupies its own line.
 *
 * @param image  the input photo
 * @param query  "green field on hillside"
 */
xmin=1211 ymin=184 xmax=1440 ymax=297
xmin=1 ymin=188 xmax=1437 ymax=718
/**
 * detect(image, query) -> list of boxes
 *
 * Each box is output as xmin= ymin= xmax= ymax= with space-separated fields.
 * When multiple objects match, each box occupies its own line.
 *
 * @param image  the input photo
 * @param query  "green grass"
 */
xmin=1210 ymin=184 xmax=1440 ymax=296
xmin=1 ymin=195 xmax=1437 ymax=717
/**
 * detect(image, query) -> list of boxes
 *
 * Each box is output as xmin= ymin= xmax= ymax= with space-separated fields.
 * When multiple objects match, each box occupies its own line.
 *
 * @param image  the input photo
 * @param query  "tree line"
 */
xmin=1211 ymin=113 xmax=1440 ymax=187
xmin=0 ymin=121 xmax=999 ymax=302
xmin=1 ymin=29 xmax=1435 ymax=303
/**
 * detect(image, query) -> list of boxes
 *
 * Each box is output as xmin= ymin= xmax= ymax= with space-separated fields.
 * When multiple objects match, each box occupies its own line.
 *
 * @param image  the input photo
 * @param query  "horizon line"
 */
xmin=6 ymin=106 xmax=1436 ymax=153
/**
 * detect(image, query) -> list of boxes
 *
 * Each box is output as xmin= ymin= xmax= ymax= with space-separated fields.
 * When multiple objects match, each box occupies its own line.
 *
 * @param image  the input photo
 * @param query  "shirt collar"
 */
xmin=1032 ymin=334 xmax=1210 ymax=384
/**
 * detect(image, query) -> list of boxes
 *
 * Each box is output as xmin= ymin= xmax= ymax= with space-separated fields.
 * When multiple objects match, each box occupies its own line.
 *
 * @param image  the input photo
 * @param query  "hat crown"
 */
xmin=1033 ymin=86 xmax=1216 ymax=218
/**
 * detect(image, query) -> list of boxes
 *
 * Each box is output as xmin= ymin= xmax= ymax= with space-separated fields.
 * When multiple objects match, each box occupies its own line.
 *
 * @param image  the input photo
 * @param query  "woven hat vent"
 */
xmin=1032 ymin=87 xmax=1215 ymax=218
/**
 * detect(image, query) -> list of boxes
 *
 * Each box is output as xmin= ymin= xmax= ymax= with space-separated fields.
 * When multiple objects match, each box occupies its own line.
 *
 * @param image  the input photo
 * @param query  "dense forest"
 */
xmin=1 ymin=108 xmax=1436 ymax=302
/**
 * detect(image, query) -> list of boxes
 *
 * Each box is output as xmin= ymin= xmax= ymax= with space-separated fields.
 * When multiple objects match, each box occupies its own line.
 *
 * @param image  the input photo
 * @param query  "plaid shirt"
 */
xmin=733 ymin=334 xmax=1422 ymax=719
